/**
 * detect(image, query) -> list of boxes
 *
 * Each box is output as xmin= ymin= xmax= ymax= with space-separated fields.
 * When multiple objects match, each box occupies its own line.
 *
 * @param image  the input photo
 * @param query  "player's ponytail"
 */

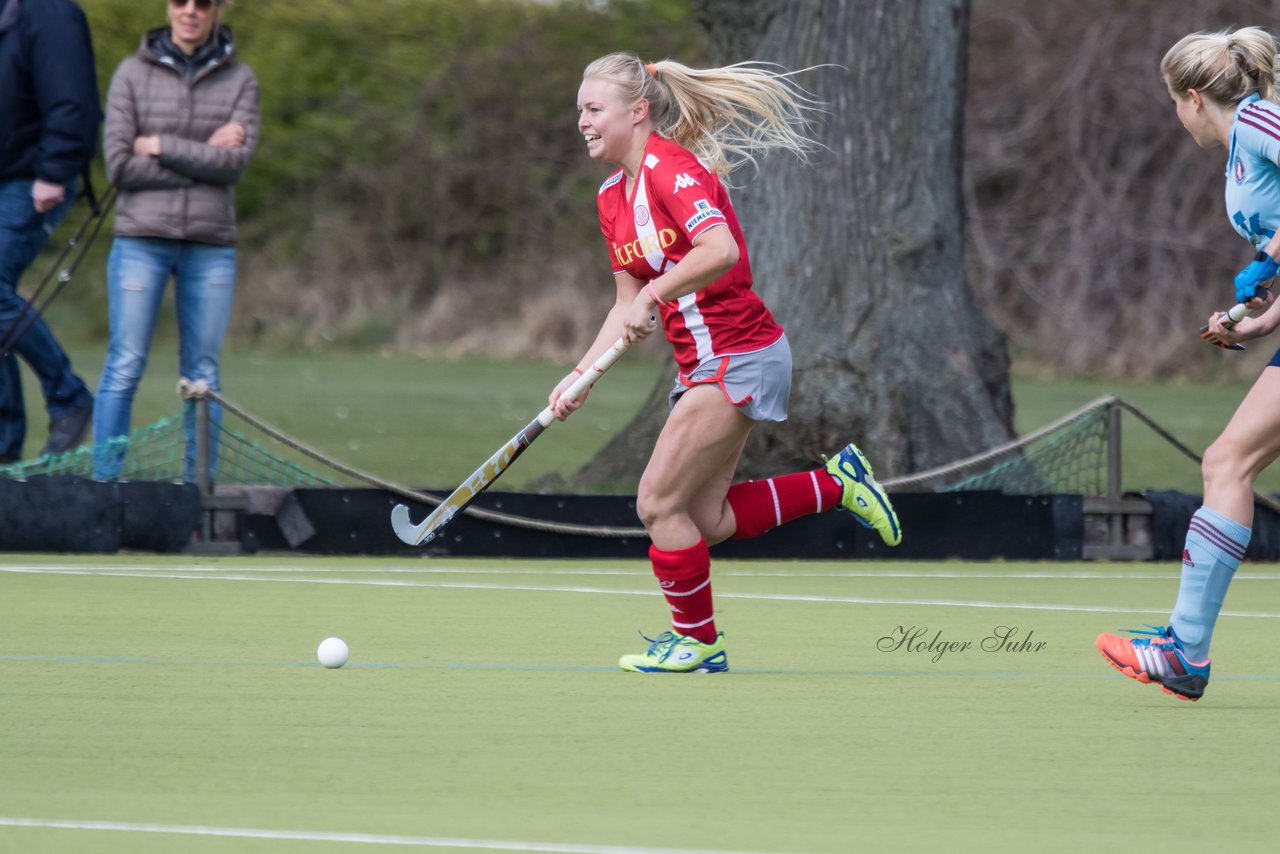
xmin=582 ymin=53 xmax=823 ymax=180
xmin=1162 ymin=27 xmax=1280 ymax=104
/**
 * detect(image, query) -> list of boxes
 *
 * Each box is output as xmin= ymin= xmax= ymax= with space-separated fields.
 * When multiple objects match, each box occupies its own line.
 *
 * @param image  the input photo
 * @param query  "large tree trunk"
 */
xmin=573 ymin=0 xmax=1013 ymax=488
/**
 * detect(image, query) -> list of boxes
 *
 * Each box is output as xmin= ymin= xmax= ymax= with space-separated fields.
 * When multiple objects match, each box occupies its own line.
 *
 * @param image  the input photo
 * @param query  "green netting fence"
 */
xmin=883 ymin=398 xmax=1116 ymax=495
xmin=0 ymin=404 xmax=335 ymax=487
xmin=6 ymin=391 xmax=1274 ymax=535
xmin=0 ymin=393 xmax=1166 ymax=496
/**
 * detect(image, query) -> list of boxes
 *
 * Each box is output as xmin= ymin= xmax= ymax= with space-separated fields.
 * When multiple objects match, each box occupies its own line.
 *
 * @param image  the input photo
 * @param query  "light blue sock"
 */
xmin=1170 ymin=506 xmax=1249 ymax=661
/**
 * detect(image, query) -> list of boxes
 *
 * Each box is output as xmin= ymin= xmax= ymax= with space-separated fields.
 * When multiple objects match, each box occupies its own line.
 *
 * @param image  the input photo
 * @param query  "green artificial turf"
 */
xmin=2 ymin=555 xmax=1277 ymax=852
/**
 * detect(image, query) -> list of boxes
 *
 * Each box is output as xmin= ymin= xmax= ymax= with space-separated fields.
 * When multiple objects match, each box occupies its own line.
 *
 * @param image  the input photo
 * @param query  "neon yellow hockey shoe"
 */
xmin=618 ymin=631 xmax=729 ymax=673
xmin=825 ymin=442 xmax=902 ymax=546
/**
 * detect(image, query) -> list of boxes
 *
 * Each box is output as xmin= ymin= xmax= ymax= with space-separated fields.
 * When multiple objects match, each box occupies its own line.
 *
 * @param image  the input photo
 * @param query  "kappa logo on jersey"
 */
xmin=673 ymin=172 xmax=700 ymax=193
xmin=1235 ymin=156 xmax=1247 ymax=184
xmin=612 ymin=228 xmax=679 ymax=267
xmin=635 ymin=204 xmax=650 ymax=226
xmin=684 ymin=198 xmax=724 ymax=232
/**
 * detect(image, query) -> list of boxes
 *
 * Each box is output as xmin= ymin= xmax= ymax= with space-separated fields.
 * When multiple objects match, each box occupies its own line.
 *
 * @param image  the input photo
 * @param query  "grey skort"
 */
xmin=668 ymin=333 xmax=792 ymax=423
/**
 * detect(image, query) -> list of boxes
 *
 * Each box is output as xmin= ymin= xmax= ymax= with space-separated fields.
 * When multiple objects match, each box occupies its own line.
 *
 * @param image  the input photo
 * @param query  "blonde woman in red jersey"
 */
xmin=552 ymin=54 xmax=901 ymax=672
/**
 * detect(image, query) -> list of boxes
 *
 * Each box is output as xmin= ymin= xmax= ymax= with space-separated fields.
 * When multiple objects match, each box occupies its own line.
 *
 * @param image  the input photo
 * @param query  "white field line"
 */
xmin=4 ymin=565 xmax=1280 ymax=618
xmin=10 ymin=562 xmax=1280 ymax=581
xmin=0 ymin=817 xmax=772 ymax=854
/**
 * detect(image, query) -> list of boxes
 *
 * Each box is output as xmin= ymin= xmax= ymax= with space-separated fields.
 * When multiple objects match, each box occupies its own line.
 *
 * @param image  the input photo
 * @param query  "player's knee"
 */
xmin=1201 ymin=439 xmax=1249 ymax=487
xmin=635 ymin=489 xmax=659 ymax=530
xmin=635 ymin=485 xmax=678 ymax=531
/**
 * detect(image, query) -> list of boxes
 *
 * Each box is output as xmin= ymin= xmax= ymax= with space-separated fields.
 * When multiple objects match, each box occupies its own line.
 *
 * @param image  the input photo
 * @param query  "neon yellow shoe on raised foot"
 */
xmin=825 ymin=442 xmax=902 ymax=546
xmin=618 ymin=631 xmax=729 ymax=673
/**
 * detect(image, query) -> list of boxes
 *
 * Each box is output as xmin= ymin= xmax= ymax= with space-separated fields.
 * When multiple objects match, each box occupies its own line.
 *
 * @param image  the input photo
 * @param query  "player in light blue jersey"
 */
xmin=1097 ymin=27 xmax=1280 ymax=701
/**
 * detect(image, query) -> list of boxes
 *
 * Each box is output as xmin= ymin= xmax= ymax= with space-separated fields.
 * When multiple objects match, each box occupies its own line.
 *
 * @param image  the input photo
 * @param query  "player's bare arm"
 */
xmin=645 ymin=223 xmax=738 ymax=302
xmin=549 ymin=272 xmax=647 ymax=420
xmin=628 ymin=223 xmax=739 ymax=333
xmin=1210 ymin=295 xmax=1280 ymax=343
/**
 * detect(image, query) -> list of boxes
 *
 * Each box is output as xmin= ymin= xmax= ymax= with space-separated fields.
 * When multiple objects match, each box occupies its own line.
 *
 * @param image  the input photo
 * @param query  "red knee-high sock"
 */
xmin=726 ymin=470 xmax=842 ymax=539
xmin=650 ymin=539 xmax=717 ymax=644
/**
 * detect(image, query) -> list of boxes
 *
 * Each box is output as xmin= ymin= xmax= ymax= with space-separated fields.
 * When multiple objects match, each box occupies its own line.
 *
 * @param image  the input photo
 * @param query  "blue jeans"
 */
xmin=93 ymin=236 xmax=236 ymax=482
xmin=0 ymin=178 xmax=92 ymax=459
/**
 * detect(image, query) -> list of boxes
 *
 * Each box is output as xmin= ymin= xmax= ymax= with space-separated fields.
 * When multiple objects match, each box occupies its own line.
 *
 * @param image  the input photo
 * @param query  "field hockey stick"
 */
xmin=1199 ymin=302 xmax=1250 ymax=351
xmin=391 ymin=335 xmax=634 ymax=546
xmin=0 ymin=183 xmax=118 ymax=360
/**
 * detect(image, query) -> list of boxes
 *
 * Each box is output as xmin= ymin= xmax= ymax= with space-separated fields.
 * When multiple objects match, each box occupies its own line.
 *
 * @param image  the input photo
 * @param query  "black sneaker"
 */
xmin=41 ymin=397 xmax=93 ymax=457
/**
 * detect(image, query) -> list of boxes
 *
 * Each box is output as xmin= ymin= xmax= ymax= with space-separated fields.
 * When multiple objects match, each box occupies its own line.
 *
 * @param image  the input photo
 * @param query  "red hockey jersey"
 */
xmin=596 ymin=133 xmax=784 ymax=375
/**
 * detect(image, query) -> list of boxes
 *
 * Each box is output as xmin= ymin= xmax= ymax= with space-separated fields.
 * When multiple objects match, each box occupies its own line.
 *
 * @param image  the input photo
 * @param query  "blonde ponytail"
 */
xmin=582 ymin=53 xmax=823 ymax=180
xmin=1162 ymin=26 xmax=1279 ymax=103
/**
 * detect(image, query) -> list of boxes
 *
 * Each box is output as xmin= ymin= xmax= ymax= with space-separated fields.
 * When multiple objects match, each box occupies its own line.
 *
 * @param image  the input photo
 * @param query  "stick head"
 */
xmin=391 ymin=501 xmax=457 ymax=545
xmin=390 ymin=503 xmax=425 ymax=545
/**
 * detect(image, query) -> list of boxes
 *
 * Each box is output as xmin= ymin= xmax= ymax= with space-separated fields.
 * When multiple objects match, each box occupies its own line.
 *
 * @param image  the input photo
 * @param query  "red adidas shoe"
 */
xmin=1096 ymin=625 xmax=1210 ymax=701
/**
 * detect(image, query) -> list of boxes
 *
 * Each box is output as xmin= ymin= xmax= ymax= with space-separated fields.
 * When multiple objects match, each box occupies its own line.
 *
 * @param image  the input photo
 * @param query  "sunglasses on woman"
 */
xmin=169 ymin=0 xmax=219 ymax=10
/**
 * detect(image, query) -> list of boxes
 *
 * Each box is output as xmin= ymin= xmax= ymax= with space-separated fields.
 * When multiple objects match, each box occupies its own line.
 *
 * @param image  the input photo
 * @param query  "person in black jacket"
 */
xmin=0 ymin=0 xmax=100 ymax=463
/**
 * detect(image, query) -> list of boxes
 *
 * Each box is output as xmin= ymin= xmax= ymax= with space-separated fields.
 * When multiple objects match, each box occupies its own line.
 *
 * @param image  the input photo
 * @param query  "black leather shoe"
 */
xmin=41 ymin=397 xmax=94 ymax=457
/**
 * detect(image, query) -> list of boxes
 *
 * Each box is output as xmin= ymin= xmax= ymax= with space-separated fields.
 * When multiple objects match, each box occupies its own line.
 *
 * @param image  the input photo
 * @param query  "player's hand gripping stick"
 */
xmin=1199 ymin=303 xmax=1249 ymax=351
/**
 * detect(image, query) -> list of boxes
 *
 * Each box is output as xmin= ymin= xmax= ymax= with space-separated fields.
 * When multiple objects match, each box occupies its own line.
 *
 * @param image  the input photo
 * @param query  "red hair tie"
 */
xmin=646 ymin=62 xmax=658 ymax=77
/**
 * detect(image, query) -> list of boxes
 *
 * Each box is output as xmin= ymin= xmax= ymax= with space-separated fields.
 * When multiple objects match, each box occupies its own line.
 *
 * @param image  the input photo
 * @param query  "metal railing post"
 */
xmin=195 ymin=396 xmax=213 ymax=541
xmin=183 ymin=388 xmax=245 ymax=555
xmin=1107 ymin=401 xmax=1123 ymax=548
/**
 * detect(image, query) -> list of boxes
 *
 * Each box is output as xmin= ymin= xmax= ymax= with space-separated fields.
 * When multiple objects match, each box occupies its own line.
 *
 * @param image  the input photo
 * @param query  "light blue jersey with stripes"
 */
xmin=1226 ymin=93 xmax=1280 ymax=248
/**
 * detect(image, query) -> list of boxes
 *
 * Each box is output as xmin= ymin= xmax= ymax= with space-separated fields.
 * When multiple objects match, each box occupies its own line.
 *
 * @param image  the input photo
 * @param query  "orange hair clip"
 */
xmin=646 ymin=62 xmax=658 ymax=76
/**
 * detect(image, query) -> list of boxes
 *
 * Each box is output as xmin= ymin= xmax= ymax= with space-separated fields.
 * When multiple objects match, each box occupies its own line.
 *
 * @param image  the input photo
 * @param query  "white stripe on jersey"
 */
xmin=638 ymin=146 xmax=724 ymax=365
xmin=676 ymin=292 xmax=713 ymax=363
xmin=632 ymin=173 xmax=670 ymax=274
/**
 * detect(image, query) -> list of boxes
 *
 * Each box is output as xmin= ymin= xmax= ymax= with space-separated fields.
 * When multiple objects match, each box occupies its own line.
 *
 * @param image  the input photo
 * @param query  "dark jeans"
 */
xmin=0 ymin=178 xmax=92 ymax=460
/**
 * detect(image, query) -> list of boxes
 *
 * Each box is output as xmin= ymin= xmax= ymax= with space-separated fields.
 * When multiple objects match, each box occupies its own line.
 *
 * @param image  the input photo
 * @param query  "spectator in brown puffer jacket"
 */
xmin=93 ymin=0 xmax=259 ymax=483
